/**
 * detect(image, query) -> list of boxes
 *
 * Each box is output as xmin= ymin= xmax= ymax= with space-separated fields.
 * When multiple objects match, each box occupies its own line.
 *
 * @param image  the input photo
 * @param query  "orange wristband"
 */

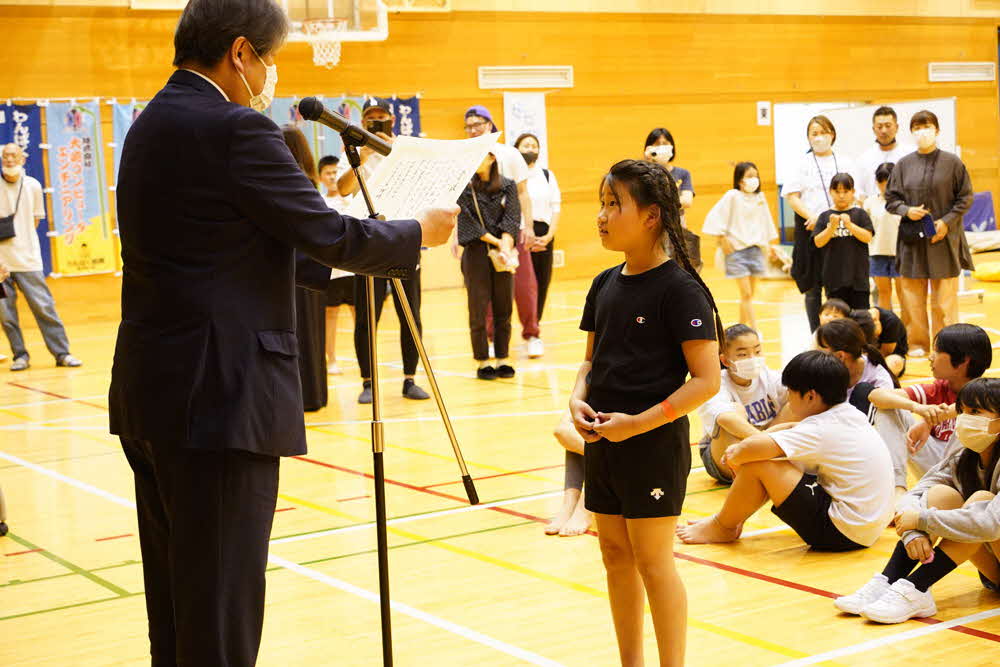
xmin=660 ymin=400 xmax=678 ymax=423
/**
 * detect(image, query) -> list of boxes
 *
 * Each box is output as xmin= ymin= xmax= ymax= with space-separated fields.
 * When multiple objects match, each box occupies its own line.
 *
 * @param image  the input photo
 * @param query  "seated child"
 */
xmin=677 ymin=350 xmax=894 ymax=551
xmin=850 ymin=307 xmax=908 ymax=378
xmin=545 ymin=412 xmax=593 ymax=537
xmin=815 ymin=318 xmax=898 ymax=418
xmin=836 ymin=378 xmax=1000 ymax=624
xmin=818 ymin=298 xmax=851 ymax=327
xmin=697 ymin=324 xmax=791 ymax=484
xmin=870 ymin=323 xmax=992 ymax=492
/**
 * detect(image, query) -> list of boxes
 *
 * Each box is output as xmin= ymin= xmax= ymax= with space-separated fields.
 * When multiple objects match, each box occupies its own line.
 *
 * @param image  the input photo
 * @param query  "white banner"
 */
xmin=503 ymin=92 xmax=549 ymax=168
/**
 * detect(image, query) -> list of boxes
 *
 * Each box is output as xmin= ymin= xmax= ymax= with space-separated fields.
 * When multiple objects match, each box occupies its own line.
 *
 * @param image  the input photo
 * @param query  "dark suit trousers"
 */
xmin=353 ymin=268 xmax=422 ymax=379
xmin=121 ymin=438 xmax=279 ymax=667
xmin=461 ymin=241 xmax=513 ymax=361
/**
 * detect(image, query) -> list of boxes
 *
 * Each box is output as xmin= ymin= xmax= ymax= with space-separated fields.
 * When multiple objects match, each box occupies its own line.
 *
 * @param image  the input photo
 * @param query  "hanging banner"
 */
xmin=112 ymin=100 xmax=148 ymax=185
xmin=316 ymin=96 xmax=365 ymax=161
xmin=503 ymin=92 xmax=549 ymax=168
xmin=0 ymin=103 xmax=52 ymax=275
xmin=45 ymin=101 xmax=115 ymax=276
xmin=368 ymin=95 xmax=422 ymax=138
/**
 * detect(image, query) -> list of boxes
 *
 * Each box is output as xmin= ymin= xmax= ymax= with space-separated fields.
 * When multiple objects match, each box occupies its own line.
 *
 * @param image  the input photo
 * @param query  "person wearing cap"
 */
xmin=461 ymin=106 xmax=543 ymax=357
xmin=337 ymin=98 xmax=431 ymax=404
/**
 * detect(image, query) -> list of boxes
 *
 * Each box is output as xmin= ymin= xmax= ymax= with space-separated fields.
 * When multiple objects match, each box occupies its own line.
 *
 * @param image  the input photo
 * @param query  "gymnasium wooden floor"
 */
xmin=3 ymin=261 xmax=1000 ymax=666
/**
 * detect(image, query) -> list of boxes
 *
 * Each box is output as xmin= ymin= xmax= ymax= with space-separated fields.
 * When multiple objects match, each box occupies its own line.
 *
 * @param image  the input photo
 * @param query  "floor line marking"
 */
xmin=306 ymin=409 xmax=565 ymax=427
xmin=0 ymin=393 xmax=107 ymax=411
xmin=420 ymin=464 xmax=564 ymax=489
xmin=5 ymin=533 xmax=130 ymax=597
xmin=5 ymin=382 xmax=108 ymax=411
xmin=776 ymin=606 xmax=1000 ymax=666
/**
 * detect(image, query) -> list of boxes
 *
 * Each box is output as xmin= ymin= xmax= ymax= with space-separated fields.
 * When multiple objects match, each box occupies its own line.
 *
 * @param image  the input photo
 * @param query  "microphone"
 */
xmin=298 ymin=97 xmax=392 ymax=157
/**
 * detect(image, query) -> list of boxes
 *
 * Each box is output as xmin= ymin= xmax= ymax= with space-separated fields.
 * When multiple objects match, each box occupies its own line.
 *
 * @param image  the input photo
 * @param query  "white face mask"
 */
xmin=913 ymin=128 xmax=937 ymax=150
xmin=645 ymin=145 xmax=673 ymax=162
xmin=239 ymin=43 xmax=277 ymax=112
xmin=731 ymin=356 xmax=764 ymax=381
xmin=1 ymin=165 xmax=23 ymax=178
xmin=741 ymin=177 xmax=760 ymax=193
xmin=956 ymin=414 xmax=1000 ymax=453
xmin=810 ymin=134 xmax=833 ymax=154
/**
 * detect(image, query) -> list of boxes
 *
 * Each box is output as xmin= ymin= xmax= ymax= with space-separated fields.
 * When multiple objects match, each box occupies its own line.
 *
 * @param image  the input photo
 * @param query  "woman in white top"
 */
xmin=782 ymin=115 xmax=862 ymax=332
xmin=702 ymin=162 xmax=778 ymax=329
xmin=863 ymin=162 xmax=903 ymax=313
xmin=514 ymin=134 xmax=561 ymax=341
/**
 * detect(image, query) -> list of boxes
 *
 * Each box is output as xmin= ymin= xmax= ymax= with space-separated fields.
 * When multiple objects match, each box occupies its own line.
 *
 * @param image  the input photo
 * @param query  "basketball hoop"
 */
xmin=302 ymin=18 xmax=347 ymax=69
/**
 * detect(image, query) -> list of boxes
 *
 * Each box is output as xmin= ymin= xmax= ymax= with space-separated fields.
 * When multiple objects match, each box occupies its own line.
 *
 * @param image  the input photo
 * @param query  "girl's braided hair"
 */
xmin=602 ymin=159 xmax=725 ymax=344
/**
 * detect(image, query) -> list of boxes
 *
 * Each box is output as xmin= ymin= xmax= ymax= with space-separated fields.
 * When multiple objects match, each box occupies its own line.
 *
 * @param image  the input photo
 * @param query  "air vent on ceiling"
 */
xmin=478 ymin=66 xmax=574 ymax=90
xmin=928 ymin=62 xmax=996 ymax=82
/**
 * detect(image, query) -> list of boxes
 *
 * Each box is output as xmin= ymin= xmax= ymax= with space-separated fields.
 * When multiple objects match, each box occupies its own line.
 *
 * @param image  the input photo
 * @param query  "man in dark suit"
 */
xmin=110 ymin=1 xmax=457 ymax=664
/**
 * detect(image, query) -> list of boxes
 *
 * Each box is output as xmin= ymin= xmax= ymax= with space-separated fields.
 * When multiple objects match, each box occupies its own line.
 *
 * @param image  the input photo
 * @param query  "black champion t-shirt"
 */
xmin=811 ymin=207 xmax=875 ymax=291
xmin=580 ymin=260 xmax=716 ymax=414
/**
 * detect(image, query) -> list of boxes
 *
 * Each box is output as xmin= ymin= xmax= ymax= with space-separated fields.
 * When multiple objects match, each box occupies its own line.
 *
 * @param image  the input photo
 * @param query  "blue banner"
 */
xmin=0 ymin=103 xmax=52 ymax=274
xmin=112 ymin=100 xmax=148 ymax=186
xmin=45 ymin=101 xmax=115 ymax=275
xmin=371 ymin=96 xmax=422 ymax=138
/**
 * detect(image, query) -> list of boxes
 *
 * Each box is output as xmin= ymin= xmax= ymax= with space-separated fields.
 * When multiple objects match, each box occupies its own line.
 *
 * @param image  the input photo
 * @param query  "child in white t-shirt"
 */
xmin=678 ymin=350 xmax=894 ymax=551
xmin=698 ymin=324 xmax=791 ymax=484
xmin=702 ymin=162 xmax=779 ymax=329
xmin=863 ymin=162 xmax=903 ymax=312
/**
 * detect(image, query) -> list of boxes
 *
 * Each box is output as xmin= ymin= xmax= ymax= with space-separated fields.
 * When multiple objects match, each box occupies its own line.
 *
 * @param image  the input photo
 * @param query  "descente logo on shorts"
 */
xmin=650 ymin=488 xmax=664 ymax=500
xmin=690 ymin=319 xmax=702 ymax=327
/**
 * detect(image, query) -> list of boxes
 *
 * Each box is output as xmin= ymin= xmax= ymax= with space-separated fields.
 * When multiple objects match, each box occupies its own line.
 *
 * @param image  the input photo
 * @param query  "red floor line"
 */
xmin=337 ymin=495 xmax=370 ymax=502
xmin=6 ymin=382 xmax=108 ymax=411
xmin=292 ymin=452 xmax=1000 ymax=644
xmin=274 ymin=507 xmax=297 ymax=513
xmin=5 ymin=548 xmax=43 ymax=557
xmin=95 ymin=533 xmax=132 ymax=542
xmin=420 ymin=464 xmax=564 ymax=490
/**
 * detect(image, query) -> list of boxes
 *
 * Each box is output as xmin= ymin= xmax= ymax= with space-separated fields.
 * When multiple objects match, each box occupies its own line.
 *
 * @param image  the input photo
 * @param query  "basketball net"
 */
xmin=303 ymin=18 xmax=347 ymax=69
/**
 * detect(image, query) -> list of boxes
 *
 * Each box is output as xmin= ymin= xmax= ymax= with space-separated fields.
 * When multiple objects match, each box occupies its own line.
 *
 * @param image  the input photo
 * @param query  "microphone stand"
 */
xmin=341 ymin=132 xmax=479 ymax=667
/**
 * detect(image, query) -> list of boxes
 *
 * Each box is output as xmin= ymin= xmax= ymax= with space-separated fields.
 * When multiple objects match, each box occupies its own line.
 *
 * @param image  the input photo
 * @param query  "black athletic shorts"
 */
xmin=771 ymin=474 xmax=866 ymax=552
xmin=584 ymin=419 xmax=691 ymax=519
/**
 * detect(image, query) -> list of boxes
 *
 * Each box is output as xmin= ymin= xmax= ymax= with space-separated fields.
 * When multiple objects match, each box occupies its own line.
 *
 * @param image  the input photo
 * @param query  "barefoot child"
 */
xmin=698 ymin=324 xmax=791 ymax=484
xmin=572 ymin=159 xmax=723 ymax=666
xmin=545 ymin=412 xmax=593 ymax=537
xmin=836 ymin=378 xmax=1000 ymax=624
xmin=677 ymin=350 xmax=894 ymax=551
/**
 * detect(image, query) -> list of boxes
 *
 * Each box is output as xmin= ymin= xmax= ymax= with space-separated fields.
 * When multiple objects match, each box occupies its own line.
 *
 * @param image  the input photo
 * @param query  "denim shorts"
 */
xmin=870 ymin=255 xmax=900 ymax=278
xmin=725 ymin=246 xmax=766 ymax=279
xmin=698 ymin=434 xmax=733 ymax=484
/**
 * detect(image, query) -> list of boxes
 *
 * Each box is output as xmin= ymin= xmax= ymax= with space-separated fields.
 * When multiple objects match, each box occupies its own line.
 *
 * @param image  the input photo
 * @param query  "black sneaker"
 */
xmin=402 ymin=378 xmax=430 ymax=400
xmin=496 ymin=364 xmax=515 ymax=379
xmin=476 ymin=366 xmax=497 ymax=380
xmin=358 ymin=380 xmax=373 ymax=404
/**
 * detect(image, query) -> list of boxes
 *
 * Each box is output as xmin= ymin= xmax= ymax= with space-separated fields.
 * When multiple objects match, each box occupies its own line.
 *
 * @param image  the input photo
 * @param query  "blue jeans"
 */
xmin=0 ymin=271 xmax=71 ymax=361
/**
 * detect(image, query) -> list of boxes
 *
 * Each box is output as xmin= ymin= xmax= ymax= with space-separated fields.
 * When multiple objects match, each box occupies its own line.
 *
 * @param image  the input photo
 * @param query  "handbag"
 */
xmin=470 ymin=183 xmax=518 ymax=273
xmin=0 ymin=177 xmax=24 ymax=242
xmin=897 ymin=152 xmax=940 ymax=246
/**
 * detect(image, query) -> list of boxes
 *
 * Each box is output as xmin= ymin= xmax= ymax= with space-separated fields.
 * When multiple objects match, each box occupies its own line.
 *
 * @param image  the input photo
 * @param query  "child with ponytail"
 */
xmin=815 ymin=317 xmax=899 ymax=418
xmin=571 ymin=159 xmax=723 ymax=666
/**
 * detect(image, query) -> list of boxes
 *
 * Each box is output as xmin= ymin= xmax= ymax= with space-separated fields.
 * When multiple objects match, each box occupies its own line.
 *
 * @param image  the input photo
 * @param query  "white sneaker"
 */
xmin=327 ymin=363 xmax=343 ymax=375
xmin=861 ymin=579 xmax=937 ymax=624
xmin=909 ymin=347 xmax=927 ymax=358
xmin=834 ymin=573 xmax=891 ymax=615
xmin=527 ymin=337 xmax=544 ymax=358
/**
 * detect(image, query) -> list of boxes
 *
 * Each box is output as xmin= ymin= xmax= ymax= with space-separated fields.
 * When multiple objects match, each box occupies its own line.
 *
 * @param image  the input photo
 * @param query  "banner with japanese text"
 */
xmin=503 ymin=92 xmax=549 ymax=168
xmin=0 ymin=103 xmax=52 ymax=274
xmin=112 ymin=100 xmax=148 ymax=186
xmin=45 ymin=101 xmax=115 ymax=276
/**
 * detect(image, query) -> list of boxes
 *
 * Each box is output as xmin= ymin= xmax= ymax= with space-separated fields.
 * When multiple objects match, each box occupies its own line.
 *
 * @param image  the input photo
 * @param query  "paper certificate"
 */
xmin=346 ymin=132 xmax=500 ymax=220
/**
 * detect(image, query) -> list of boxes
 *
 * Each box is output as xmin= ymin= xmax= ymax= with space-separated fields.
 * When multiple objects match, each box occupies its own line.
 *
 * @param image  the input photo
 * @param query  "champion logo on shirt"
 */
xmin=690 ymin=319 xmax=702 ymax=327
xmin=636 ymin=316 xmax=646 ymax=324
xmin=650 ymin=488 xmax=664 ymax=500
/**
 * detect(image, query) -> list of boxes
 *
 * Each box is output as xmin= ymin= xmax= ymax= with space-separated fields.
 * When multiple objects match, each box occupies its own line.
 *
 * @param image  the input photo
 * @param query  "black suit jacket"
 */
xmin=109 ymin=70 xmax=421 ymax=456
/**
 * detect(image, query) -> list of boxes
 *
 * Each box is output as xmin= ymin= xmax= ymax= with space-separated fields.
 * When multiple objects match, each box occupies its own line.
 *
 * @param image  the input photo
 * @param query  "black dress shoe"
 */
xmin=496 ymin=364 xmax=515 ymax=379
xmin=476 ymin=366 xmax=497 ymax=380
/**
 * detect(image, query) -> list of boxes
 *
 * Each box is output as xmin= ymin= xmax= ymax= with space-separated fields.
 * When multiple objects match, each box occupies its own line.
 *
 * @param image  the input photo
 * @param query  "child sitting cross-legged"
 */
xmin=677 ymin=350 xmax=894 ymax=551
xmin=697 ymin=324 xmax=793 ymax=484
xmin=836 ymin=377 xmax=1000 ymax=624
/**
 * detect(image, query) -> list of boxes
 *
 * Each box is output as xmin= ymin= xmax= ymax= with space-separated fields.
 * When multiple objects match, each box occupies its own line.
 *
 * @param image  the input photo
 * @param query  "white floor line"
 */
xmin=268 ymin=554 xmax=566 ymax=666
xmin=741 ymin=524 xmax=790 ymax=538
xmin=307 ymin=409 xmax=565 ymax=427
xmin=775 ymin=606 xmax=1000 ymax=666
xmin=0 ymin=448 xmax=566 ymax=666
xmin=271 ymin=490 xmax=564 ymax=545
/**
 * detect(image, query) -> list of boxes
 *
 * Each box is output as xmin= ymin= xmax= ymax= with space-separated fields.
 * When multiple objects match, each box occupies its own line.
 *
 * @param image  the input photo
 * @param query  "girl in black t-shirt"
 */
xmin=571 ymin=159 xmax=723 ymax=666
xmin=812 ymin=172 xmax=874 ymax=310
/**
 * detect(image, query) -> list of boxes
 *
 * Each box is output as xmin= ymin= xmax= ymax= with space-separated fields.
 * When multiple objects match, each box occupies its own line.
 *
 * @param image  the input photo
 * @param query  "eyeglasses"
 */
xmin=464 ymin=120 xmax=488 ymax=132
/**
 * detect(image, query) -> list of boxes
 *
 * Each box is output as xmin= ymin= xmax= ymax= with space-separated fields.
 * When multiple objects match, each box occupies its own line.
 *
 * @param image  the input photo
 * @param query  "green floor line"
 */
xmin=0 ymin=592 xmax=143 ymax=623
xmin=1 ymin=559 xmax=140 ymax=590
xmin=6 ymin=533 xmax=130 ymax=597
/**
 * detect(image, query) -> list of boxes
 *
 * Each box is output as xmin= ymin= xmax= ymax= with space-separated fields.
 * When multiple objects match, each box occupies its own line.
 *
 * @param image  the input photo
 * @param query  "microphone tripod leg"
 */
xmin=391 ymin=278 xmax=479 ymax=505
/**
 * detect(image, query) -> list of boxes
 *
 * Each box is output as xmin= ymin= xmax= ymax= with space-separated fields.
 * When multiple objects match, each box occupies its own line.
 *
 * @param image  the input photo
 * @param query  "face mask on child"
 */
xmin=731 ymin=356 xmax=764 ymax=381
xmin=741 ymin=177 xmax=759 ymax=193
xmin=955 ymin=413 xmax=1000 ymax=453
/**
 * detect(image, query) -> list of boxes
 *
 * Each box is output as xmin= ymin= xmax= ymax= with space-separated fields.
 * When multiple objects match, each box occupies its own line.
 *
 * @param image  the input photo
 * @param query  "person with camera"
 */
xmin=337 ymin=98 xmax=431 ymax=404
